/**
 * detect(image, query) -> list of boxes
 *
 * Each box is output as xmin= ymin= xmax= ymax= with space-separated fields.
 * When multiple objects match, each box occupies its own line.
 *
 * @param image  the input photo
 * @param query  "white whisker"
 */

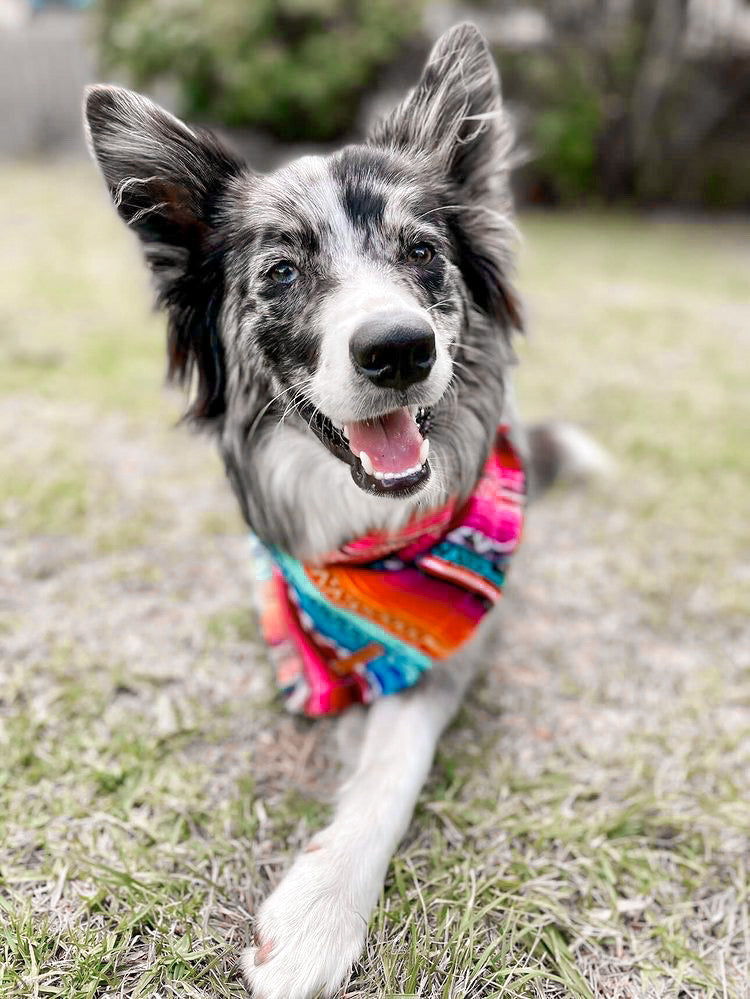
xmin=426 ymin=299 xmax=453 ymax=313
xmin=414 ymin=204 xmax=462 ymax=220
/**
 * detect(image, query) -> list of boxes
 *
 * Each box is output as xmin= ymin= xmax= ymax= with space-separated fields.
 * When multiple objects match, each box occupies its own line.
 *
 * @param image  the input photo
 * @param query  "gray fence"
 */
xmin=0 ymin=10 xmax=95 ymax=157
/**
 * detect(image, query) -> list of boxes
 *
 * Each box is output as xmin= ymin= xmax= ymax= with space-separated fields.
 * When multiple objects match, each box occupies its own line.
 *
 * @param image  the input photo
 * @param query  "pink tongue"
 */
xmin=346 ymin=408 xmax=423 ymax=474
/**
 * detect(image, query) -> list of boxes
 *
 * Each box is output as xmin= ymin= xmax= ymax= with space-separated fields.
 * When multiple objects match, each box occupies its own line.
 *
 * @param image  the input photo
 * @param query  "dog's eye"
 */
xmin=268 ymin=260 xmax=299 ymax=285
xmin=406 ymin=243 xmax=434 ymax=266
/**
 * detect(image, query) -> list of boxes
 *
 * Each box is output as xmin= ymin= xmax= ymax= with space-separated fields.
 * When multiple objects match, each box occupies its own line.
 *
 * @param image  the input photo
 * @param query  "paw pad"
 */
xmin=254 ymin=939 xmax=273 ymax=966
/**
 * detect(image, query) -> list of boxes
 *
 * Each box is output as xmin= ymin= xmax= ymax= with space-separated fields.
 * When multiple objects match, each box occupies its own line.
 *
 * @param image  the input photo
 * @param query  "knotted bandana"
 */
xmin=252 ymin=428 xmax=525 ymax=716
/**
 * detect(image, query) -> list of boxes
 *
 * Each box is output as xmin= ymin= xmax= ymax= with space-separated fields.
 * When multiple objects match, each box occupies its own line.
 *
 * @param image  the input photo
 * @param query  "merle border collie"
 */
xmin=85 ymin=23 xmax=607 ymax=999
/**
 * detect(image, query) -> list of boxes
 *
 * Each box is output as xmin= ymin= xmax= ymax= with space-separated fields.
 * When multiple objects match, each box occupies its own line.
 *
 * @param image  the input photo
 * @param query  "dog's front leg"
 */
xmin=240 ymin=650 xmax=481 ymax=999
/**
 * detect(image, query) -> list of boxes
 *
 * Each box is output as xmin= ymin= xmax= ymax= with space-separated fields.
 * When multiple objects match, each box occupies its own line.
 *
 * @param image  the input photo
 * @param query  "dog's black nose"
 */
xmin=350 ymin=313 xmax=436 ymax=390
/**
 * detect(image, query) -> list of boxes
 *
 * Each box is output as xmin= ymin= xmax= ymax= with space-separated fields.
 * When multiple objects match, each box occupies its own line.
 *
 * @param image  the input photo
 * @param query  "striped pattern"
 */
xmin=253 ymin=429 xmax=525 ymax=716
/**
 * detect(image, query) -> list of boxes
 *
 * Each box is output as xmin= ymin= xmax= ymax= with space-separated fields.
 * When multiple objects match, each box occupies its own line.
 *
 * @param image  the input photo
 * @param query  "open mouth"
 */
xmin=298 ymin=402 xmax=432 ymax=497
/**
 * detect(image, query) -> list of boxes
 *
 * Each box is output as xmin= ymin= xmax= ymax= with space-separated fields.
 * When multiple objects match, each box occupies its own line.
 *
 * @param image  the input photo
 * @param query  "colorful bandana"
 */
xmin=252 ymin=428 xmax=525 ymax=716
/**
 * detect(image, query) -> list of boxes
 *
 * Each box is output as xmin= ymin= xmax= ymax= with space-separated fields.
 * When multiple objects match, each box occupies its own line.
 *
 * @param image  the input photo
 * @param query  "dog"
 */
xmin=84 ymin=23 xmax=608 ymax=999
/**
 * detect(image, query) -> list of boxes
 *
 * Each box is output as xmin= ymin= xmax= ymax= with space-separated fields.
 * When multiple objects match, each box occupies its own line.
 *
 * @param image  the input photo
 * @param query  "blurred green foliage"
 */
xmin=94 ymin=0 xmax=749 ymax=206
xmin=501 ymin=4 xmax=750 ymax=207
xmin=524 ymin=59 xmax=602 ymax=203
xmin=96 ymin=0 xmax=424 ymax=141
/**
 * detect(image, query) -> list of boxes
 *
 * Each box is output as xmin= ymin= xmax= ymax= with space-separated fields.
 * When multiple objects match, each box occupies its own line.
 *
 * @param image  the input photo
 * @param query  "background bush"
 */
xmin=95 ymin=0 xmax=750 ymax=207
xmin=96 ymin=0 xmax=424 ymax=141
xmin=500 ymin=1 xmax=750 ymax=207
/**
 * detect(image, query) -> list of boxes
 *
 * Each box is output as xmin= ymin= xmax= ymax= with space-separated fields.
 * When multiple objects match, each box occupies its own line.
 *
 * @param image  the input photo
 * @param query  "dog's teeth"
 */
xmin=343 ymin=424 xmax=351 ymax=440
xmin=332 ymin=419 xmax=343 ymax=431
xmin=378 ymin=463 xmax=428 ymax=482
xmin=419 ymin=439 xmax=430 ymax=466
xmin=367 ymin=458 xmax=429 ymax=485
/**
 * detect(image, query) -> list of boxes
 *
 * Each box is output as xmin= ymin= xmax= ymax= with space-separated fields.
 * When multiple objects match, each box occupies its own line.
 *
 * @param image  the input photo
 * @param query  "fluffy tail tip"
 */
xmin=527 ymin=421 xmax=615 ymax=494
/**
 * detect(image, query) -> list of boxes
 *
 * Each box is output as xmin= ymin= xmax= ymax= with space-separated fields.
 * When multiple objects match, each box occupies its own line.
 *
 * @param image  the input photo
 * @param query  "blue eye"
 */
xmin=269 ymin=260 xmax=299 ymax=285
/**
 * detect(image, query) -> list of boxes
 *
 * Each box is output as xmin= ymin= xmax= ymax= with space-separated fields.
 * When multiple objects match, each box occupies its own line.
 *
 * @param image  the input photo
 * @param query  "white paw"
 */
xmin=241 ymin=846 xmax=368 ymax=999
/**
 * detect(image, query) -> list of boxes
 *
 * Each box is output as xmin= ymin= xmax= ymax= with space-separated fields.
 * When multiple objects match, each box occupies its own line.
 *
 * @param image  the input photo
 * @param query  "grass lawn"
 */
xmin=1 ymin=162 xmax=748 ymax=999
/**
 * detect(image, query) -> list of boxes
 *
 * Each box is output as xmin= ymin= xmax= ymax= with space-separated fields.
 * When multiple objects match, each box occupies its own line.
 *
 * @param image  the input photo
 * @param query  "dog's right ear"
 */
xmin=84 ymin=85 xmax=246 ymax=420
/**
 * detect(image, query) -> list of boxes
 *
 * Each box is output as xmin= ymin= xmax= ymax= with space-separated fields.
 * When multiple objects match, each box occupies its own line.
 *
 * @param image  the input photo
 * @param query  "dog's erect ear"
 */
xmin=371 ymin=24 xmax=521 ymax=331
xmin=84 ymin=85 xmax=246 ymax=420
xmin=370 ymin=23 xmax=503 ymax=192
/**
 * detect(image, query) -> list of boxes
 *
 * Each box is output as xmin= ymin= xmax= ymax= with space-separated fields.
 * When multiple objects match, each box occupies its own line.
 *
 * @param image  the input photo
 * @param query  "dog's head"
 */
xmin=85 ymin=24 xmax=520 ymax=504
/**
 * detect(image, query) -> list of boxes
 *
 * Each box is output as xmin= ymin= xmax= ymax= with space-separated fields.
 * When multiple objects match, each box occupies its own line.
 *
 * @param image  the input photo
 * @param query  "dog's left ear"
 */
xmin=85 ymin=85 xmax=246 ymax=421
xmin=371 ymin=23 xmax=522 ymax=331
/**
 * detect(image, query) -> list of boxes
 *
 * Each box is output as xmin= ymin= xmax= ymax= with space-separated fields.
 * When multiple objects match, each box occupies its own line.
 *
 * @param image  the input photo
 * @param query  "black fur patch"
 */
xmin=448 ymin=216 xmax=522 ymax=331
xmin=255 ymin=222 xmax=322 ymax=257
xmin=163 ymin=238 xmax=228 ymax=421
xmin=251 ymin=287 xmax=323 ymax=375
xmin=331 ymin=147 xmax=403 ymax=233
xmin=341 ymin=181 xmax=385 ymax=229
xmin=331 ymin=146 xmax=402 ymax=187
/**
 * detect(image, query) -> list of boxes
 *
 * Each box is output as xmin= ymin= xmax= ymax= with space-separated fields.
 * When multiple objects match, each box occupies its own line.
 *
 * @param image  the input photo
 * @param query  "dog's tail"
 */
xmin=525 ymin=421 xmax=615 ymax=497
